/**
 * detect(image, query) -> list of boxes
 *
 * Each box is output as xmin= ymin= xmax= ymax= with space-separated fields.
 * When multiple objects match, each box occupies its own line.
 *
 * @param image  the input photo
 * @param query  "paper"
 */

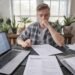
xmin=64 ymin=57 xmax=75 ymax=72
xmin=67 ymin=44 xmax=75 ymax=50
xmin=32 ymin=44 xmax=62 ymax=56
xmin=23 ymin=55 xmax=63 ymax=75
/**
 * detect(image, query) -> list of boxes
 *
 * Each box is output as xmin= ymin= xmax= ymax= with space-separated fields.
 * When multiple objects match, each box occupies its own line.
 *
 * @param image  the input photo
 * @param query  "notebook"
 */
xmin=62 ymin=56 xmax=75 ymax=74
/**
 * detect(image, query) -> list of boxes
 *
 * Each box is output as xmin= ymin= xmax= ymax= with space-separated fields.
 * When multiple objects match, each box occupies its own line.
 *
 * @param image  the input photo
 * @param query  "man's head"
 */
xmin=37 ymin=3 xmax=50 ymax=24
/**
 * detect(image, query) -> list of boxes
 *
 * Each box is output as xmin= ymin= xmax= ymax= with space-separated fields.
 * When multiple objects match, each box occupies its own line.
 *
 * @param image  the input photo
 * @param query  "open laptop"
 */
xmin=0 ymin=32 xmax=30 ymax=75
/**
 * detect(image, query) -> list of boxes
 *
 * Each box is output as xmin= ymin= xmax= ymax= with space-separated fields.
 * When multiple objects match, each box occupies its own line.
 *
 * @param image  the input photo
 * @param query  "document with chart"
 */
xmin=32 ymin=44 xmax=62 ymax=56
xmin=23 ymin=55 xmax=63 ymax=75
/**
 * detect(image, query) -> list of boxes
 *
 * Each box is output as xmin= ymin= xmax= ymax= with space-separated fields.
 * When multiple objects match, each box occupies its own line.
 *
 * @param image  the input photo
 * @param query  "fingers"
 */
xmin=21 ymin=42 xmax=28 ymax=48
xmin=22 ymin=39 xmax=32 ymax=48
xmin=41 ymin=20 xmax=49 ymax=28
xmin=25 ymin=41 xmax=31 ymax=47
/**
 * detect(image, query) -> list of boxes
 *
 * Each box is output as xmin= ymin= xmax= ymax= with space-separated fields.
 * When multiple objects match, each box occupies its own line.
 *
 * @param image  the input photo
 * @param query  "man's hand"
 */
xmin=21 ymin=39 xmax=32 ymax=48
xmin=41 ymin=20 xmax=49 ymax=28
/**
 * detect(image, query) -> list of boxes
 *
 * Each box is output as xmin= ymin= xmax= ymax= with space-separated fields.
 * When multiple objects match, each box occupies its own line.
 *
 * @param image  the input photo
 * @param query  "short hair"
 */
xmin=37 ymin=3 xmax=50 ymax=11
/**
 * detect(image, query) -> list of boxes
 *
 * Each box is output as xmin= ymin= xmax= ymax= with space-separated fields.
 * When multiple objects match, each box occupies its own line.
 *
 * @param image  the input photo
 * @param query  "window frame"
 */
xmin=11 ymin=0 xmax=71 ymax=24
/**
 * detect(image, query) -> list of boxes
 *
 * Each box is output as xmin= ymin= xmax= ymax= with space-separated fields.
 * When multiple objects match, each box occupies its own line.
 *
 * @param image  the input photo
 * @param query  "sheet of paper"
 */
xmin=23 ymin=55 xmax=63 ymax=75
xmin=64 ymin=57 xmax=75 ymax=71
xmin=32 ymin=44 xmax=62 ymax=56
xmin=67 ymin=44 xmax=75 ymax=50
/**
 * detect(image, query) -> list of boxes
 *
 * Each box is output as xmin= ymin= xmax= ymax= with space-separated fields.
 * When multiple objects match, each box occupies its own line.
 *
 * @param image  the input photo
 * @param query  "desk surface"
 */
xmin=14 ymin=46 xmax=75 ymax=75
xmin=0 ymin=45 xmax=75 ymax=75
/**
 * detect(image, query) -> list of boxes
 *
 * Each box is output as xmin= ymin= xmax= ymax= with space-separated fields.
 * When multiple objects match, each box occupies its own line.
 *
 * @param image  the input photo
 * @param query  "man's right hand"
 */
xmin=21 ymin=39 xmax=32 ymax=48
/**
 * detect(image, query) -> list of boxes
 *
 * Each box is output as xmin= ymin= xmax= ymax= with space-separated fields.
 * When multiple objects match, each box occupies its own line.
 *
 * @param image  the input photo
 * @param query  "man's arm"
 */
xmin=17 ymin=27 xmax=32 ymax=48
xmin=41 ymin=20 xmax=64 ymax=47
xmin=47 ymin=24 xmax=64 ymax=47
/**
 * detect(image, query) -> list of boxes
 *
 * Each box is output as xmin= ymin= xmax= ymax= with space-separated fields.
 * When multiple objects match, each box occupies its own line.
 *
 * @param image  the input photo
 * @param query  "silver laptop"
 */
xmin=0 ymin=32 xmax=30 ymax=75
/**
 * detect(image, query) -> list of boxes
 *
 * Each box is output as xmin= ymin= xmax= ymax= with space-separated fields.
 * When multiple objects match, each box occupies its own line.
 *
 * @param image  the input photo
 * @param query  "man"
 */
xmin=17 ymin=3 xmax=64 ymax=48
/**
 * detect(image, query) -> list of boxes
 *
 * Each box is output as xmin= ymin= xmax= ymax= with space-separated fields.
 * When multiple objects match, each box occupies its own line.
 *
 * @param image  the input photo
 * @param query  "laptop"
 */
xmin=0 ymin=32 xmax=30 ymax=75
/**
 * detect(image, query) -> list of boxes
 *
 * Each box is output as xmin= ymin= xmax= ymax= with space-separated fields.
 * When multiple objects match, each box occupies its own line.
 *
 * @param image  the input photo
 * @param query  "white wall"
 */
xmin=71 ymin=0 xmax=75 ymax=16
xmin=0 ymin=0 xmax=11 ymax=19
xmin=70 ymin=0 xmax=75 ymax=43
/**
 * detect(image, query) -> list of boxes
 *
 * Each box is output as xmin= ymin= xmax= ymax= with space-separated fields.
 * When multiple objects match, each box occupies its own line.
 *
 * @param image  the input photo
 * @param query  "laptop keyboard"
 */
xmin=0 ymin=50 xmax=20 ymax=69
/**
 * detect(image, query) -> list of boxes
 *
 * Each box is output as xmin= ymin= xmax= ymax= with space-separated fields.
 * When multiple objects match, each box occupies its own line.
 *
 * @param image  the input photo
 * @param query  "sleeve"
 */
xmin=17 ymin=26 xmax=31 ymax=41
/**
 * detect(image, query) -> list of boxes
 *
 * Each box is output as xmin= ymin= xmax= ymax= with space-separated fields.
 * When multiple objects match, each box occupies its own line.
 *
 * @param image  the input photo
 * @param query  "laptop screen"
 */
xmin=0 ymin=32 xmax=10 ymax=55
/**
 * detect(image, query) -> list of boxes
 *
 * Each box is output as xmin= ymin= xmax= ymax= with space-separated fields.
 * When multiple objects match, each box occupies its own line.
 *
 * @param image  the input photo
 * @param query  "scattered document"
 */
xmin=67 ymin=44 xmax=75 ymax=50
xmin=63 ymin=57 xmax=75 ymax=74
xmin=32 ymin=44 xmax=62 ymax=56
xmin=23 ymin=55 xmax=63 ymax=75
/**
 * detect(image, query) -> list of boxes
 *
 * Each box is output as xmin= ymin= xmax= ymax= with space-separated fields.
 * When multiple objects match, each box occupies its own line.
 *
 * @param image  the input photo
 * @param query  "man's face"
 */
xmin=37 ymin=8 xmax=50 ymax=23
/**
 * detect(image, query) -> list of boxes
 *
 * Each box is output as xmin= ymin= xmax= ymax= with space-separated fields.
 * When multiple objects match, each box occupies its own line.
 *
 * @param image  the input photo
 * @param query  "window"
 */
xmin=13 ymin=0 xmax=37 ymax=25
xmin=44 ymin=0 xmax=71 ymax=24
xmin=12 ymin=0 xmax=71 ymax=25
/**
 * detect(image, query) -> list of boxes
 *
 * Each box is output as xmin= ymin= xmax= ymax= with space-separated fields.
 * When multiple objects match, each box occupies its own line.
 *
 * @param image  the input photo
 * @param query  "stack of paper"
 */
xmin=32 ymin=44 xmax=62 ymax=56
xmin=63 ymin=57 xmax=75 ymax=74
xmin=23 ymin=55 xmax=63 ymax=75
